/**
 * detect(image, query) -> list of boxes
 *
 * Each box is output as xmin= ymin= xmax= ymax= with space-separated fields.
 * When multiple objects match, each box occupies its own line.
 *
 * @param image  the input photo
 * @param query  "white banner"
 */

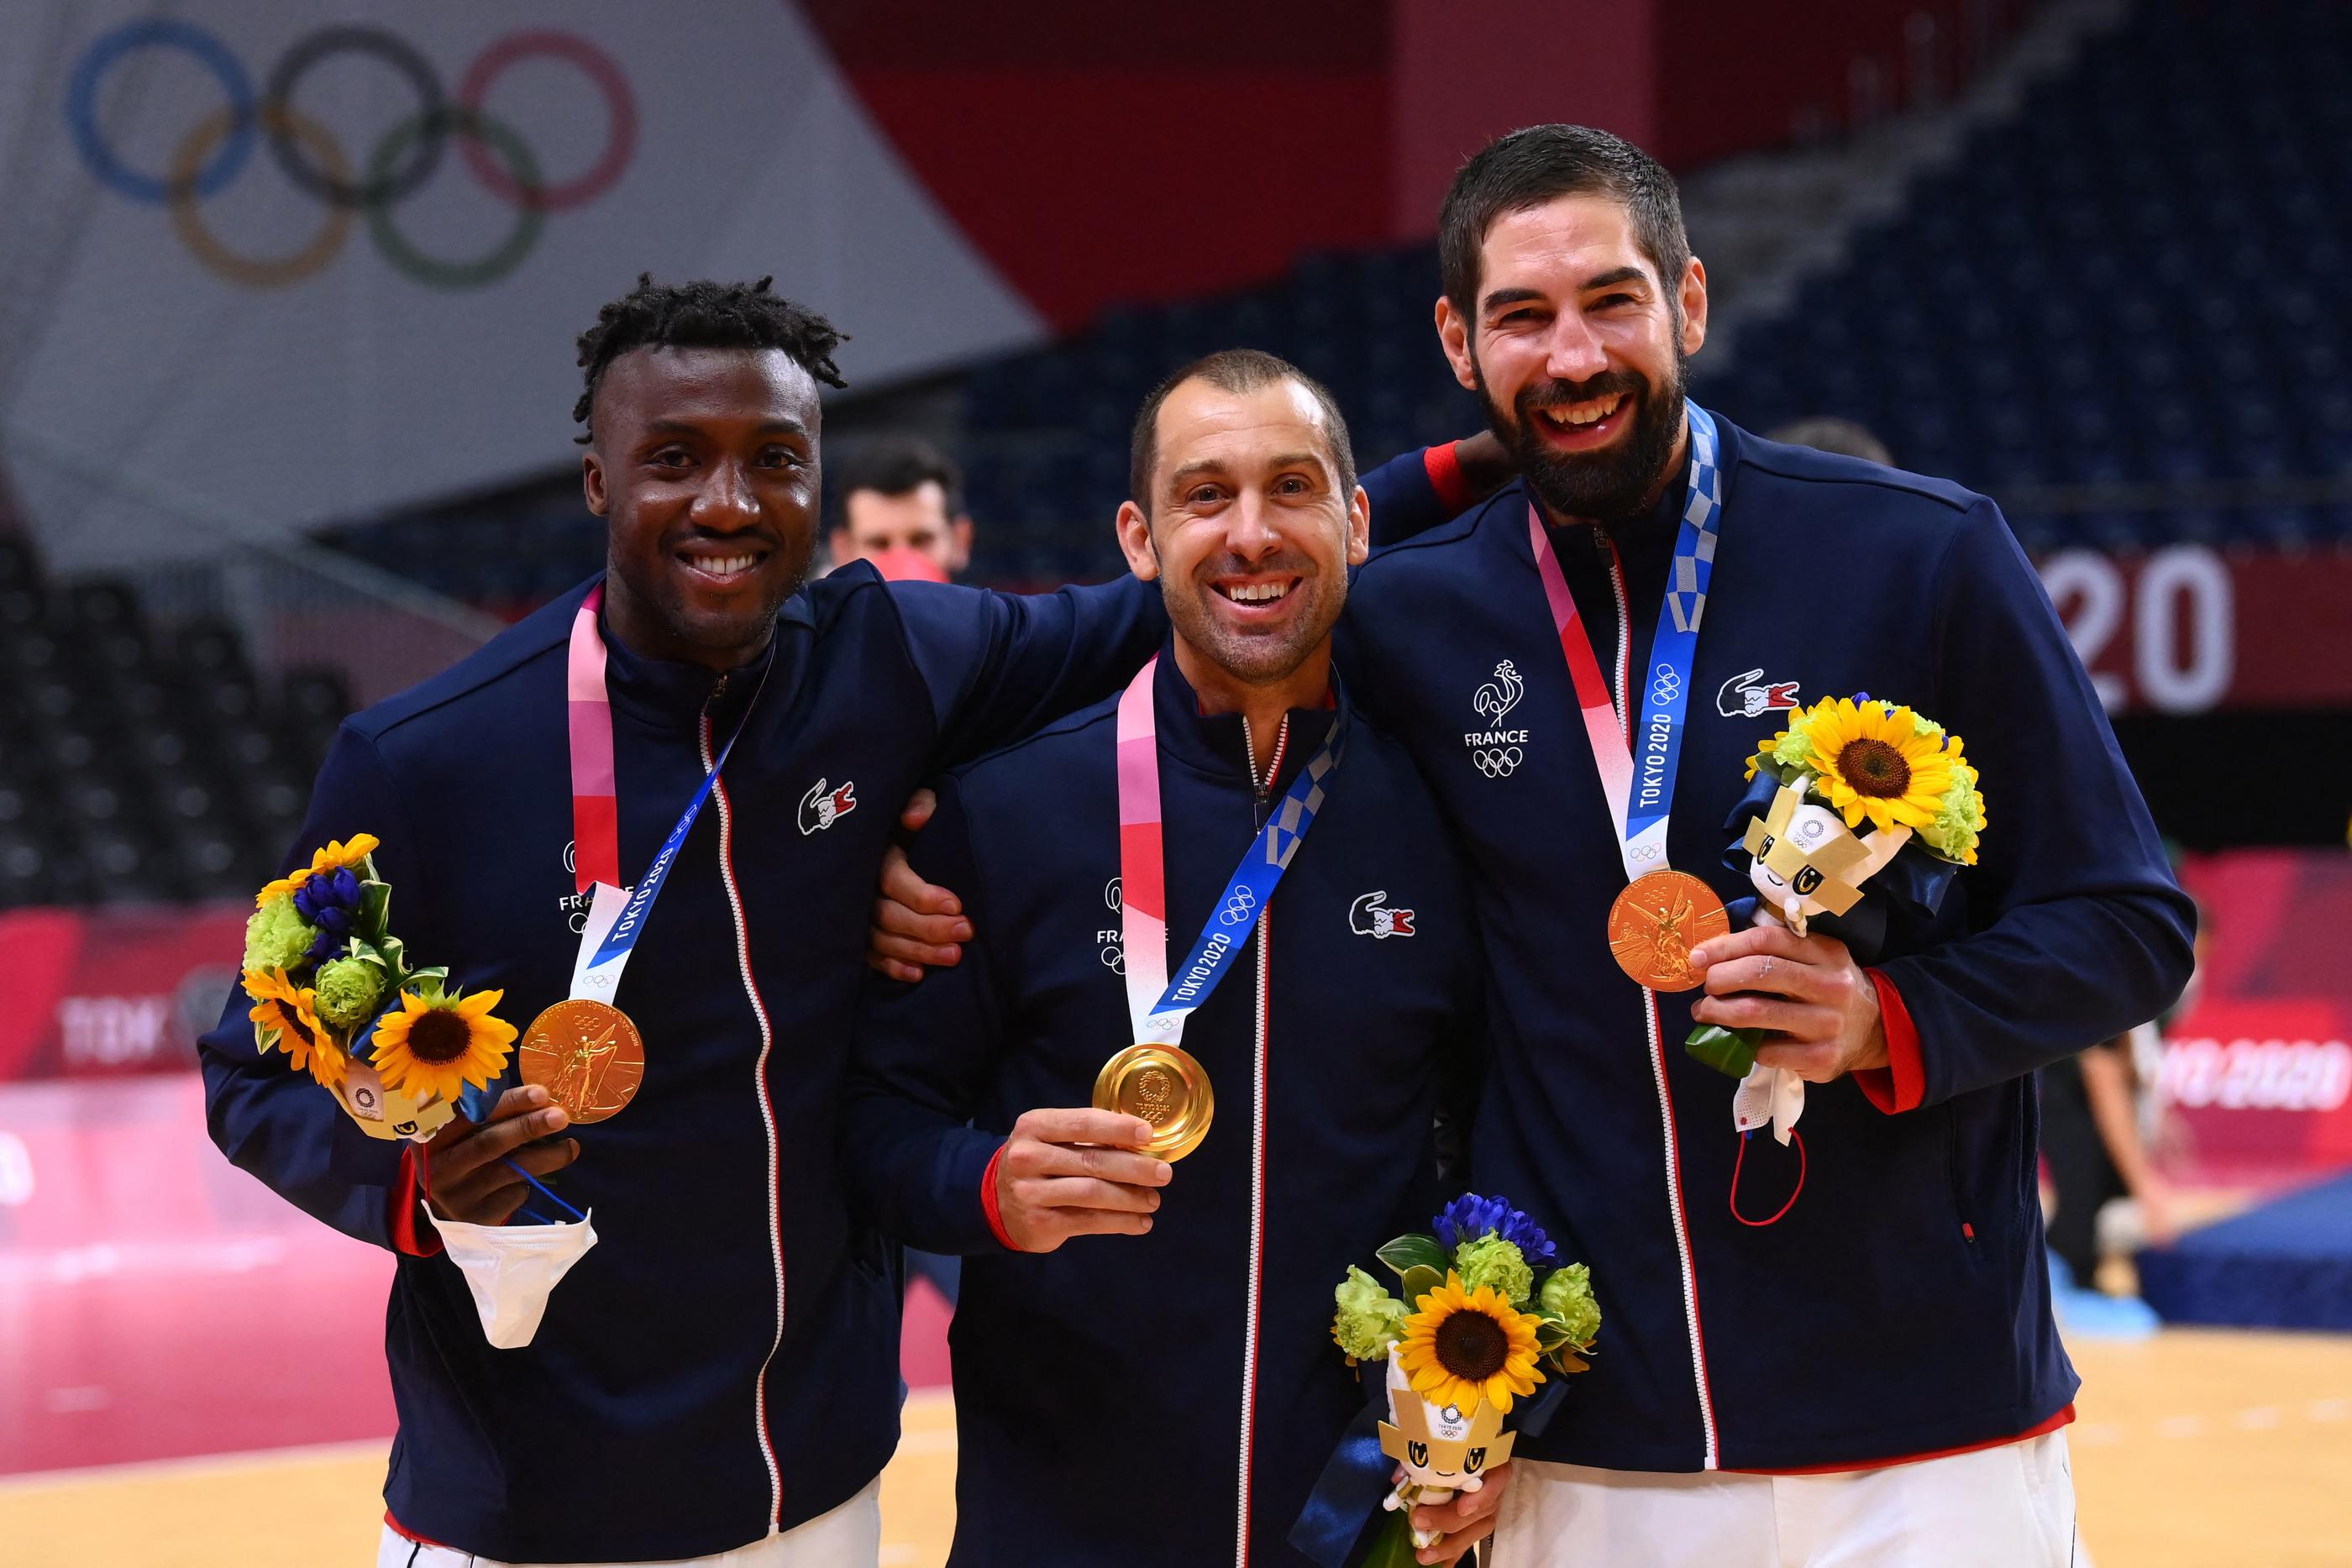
xmin=0 ymin=2 xmax=1042 ymax=567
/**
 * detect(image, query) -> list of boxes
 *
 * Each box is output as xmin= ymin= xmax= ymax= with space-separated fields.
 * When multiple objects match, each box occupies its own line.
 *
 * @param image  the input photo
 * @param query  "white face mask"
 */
xmin=431 ymin=1211 xmax=599 ymax=1349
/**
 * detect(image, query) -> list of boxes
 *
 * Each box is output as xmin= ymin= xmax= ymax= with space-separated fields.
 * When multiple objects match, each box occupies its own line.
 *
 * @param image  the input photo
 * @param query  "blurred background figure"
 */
xmin=829 ymin=437 xmax=974 ymax=583
xmin=2040 ymin=1025 xmax=2180 ymax=1335
xmin=3 ymin=3 xmax=2349 ymax=1565
xmin=1766 ymin=415 xmax=1895 ymax=465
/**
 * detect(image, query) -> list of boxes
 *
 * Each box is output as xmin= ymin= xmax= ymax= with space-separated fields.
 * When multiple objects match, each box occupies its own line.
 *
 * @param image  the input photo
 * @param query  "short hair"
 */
xmin=837 ymin=437 xmax=964 ymax=523
xmin=572 ymin=274 xmax=848 ymax=441
xmin=1766 ymin=417 xmax=1895 ymax=467
xmin=1128 ymin=349 xmax=1357 ymax=508
xmin=1438 ymin=124 xmax=1690 ymax=314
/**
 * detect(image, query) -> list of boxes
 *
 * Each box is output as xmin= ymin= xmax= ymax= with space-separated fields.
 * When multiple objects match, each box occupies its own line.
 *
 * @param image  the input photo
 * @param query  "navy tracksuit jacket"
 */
xmin=197 ymin=565 xmax=1160 ymax=1563
xmin=843 ymin=647 xmax=1483 ymax=1568
xmin=1343 ymin=408 xmax=2195 ymax=1471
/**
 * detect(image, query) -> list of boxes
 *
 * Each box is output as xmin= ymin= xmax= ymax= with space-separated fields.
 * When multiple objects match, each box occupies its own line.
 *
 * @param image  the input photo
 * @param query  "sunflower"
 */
xmin=256 ymin=834 xmax=381 ymax=906
xmin=1396 ymin=1272 xmax=1546 ymax=1414
xmin=370 ymin=988 xmax=518 ymax=1103
xmin=310 ymin=834 xmax=380 ymax=877
xmin=1799 ymin=698 xmax=1957 ymax=833
xmin=245 ymin=968 xmax=346 ymax=1087
xmin=255 ymin=866 xmax=312 ymax=908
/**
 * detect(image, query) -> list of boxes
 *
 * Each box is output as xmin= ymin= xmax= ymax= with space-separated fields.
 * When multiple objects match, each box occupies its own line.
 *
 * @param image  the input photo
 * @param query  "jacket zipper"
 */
xmin=1602 ymin=536 xmax=1720 ymax=1469
xmin=702 ymin=687 xmax=787 ymax=1525
xmin=1233 ymin=715 xmax=1288 ymax=1565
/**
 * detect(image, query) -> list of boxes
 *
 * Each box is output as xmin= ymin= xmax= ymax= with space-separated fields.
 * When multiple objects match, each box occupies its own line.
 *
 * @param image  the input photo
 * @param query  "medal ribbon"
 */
xmin=564 ymin=583 xmax=772 ymax=1004
xmin=1116 ymin=656 xmax=1343 ymax=1045
xmin=1525 ymin=401 xmax=1725 ymax=882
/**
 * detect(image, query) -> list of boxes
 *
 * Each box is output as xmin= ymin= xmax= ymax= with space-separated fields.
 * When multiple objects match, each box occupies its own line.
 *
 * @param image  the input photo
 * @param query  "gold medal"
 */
xmin=521 ymin=999 xmax=646 ymax=1124
xmin=1606 ymin=869 xmax=1730 ymax=993
xmin=1092 ymin=1042 xmax=1214 ymax=1162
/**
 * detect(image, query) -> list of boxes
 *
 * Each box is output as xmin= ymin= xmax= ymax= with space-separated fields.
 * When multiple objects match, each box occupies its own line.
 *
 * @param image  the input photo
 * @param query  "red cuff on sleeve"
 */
xmin=979 ymin=1141 xmax=1021 ymax=1252
xmin=1852 ymin=968 xmax=1926 ymax=1114
xmin=1423 ymin=441 xmax=1475 ymax=515
xmin=390 ymin=1143 xmax=444 ymax=1258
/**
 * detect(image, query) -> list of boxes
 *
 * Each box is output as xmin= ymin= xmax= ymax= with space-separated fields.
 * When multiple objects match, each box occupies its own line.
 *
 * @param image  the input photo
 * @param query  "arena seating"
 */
xmin=306 ymin=0 xmax=2349 ymax=604
xmin=1699 ymin=0 xmax=2352 ymax=553
xmin=0 ymin=532 xmax=347 ymax=908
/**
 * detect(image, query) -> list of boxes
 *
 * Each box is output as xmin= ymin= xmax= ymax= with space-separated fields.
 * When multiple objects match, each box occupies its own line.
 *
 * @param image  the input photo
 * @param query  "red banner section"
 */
xmin=0 ymin=905 xmax=248 ymax=1083
xmin=2037 ymin=546 xmax=2352 ymax=716
xmin=2164 ymin=851 xmax=2352 ymax=1183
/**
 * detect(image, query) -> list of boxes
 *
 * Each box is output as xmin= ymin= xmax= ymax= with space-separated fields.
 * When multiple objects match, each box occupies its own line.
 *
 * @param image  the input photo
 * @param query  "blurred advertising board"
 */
xmin=0 ymin=905 xmax=245 ymax=1082
xmin=2163 ymin=851 xmax=2352 ymax=1183
xmin=2039 ymin=546 xmax=2352 ymax=715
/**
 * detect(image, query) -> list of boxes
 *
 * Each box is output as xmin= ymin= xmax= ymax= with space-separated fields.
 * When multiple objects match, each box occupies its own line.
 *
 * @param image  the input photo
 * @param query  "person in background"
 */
xmin=2040 ymin=1029 xmax=2181 ymax=1288
xmin=831 ymin=436 xmax=974 ymax=582
xmin=1763 ymin=416 xmax=1894 ymax=466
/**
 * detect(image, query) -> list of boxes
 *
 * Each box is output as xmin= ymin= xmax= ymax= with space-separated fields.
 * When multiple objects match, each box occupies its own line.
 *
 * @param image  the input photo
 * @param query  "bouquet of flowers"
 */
xmin=1326 ymin=1194 xmax=1599 ymax=1565
xmin=239 ymin=834 xmax=518 ymax=1141
xmin=1686 ymin=695 xmax=1987 ymax=1115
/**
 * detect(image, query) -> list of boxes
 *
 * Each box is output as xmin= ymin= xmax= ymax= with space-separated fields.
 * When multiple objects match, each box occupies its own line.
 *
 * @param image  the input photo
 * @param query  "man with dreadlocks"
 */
xmin=197 ymin=275 xmax=1165 ymax=1567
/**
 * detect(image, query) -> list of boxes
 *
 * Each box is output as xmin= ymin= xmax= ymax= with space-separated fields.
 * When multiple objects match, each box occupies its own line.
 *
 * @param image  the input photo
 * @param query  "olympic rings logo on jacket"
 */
xmin=67 ymin=19 xmax=635 ymax=290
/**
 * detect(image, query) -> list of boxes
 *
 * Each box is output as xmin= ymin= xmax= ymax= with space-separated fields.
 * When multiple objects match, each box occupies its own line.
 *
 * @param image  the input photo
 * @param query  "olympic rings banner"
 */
xmin=0 ymin=3 xmax=1041 ymax=569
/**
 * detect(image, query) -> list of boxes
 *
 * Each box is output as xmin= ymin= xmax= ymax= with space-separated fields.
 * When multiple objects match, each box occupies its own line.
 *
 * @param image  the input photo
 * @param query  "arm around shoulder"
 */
xmin=892 ymin=574 xmax=1164 ymax=768
xmin=841 ymin=775 xmax=1019 ymax=1255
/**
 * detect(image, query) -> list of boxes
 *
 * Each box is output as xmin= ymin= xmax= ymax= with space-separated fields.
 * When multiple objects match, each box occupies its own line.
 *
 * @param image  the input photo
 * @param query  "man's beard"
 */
xmin=1160 ymin=551 xmax=1339 ymax=688
xmin=1475 ymin=347 xmax=1689 ymax=524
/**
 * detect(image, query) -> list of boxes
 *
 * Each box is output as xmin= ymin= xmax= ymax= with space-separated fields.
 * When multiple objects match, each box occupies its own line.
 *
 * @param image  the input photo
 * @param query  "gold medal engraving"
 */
xmin=1605 ymin=869 xmax=1730 ymax=993
xmin=521 ymin=999 xmax=646 ymax=1124
xmin=1092 ymin=1042 xmax=1214 ymax=1162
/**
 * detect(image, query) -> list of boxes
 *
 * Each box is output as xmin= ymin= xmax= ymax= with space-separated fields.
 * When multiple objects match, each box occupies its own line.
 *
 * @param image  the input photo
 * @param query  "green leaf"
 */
xmin=1353 ymin=1512 xmax=1425 ymax=1568
xmin=1397 ymin=1264 xmax=1444 ymax=1309
xmin=405 ymin=968 xmax=449 ymax=1000
xmin=1376 ymin=1233 xmax=1449 ymax=1281
xmin=357 ymin=880 xmax=391 ymax=943
xmin=1535 ymin=1314 xmax=1573 ymax=1350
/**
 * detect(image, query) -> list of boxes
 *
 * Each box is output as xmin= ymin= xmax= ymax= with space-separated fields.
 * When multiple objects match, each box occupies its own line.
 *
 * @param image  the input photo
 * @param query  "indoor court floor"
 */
xmin=4 ymin=1329 xmax=2348 ymax=1567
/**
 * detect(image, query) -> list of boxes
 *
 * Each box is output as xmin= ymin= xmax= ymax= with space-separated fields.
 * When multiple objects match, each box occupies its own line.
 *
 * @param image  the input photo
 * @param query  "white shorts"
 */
xmin=1492 ymin=1431 xmax=2082 ymax=1568
xmin=374 ymin=1476 xmax=881 ymax=1568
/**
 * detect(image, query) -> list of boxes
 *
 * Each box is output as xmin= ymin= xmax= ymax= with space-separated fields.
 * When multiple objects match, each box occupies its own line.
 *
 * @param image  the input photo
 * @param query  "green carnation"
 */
xmin=1769 ymin=725 xmax=1817 ymax=772
xmin=1908 ymin=709 xmax=1946 ymax=741
xmin=1540 ymin=1262 xmax=1602 ymax=1348
xmin=243 ymin=894 xmax=318 ymax=977
xmin=312 ymin=957 xmax=387 ymax=1033
xmin=1331 ymin=1266 xmax=1407 ymax=1361
xmin=1924 ymin=762 xmax=1986 ymax=865
xmin=1454 ymin=1235 xmax=1533 ymax=1304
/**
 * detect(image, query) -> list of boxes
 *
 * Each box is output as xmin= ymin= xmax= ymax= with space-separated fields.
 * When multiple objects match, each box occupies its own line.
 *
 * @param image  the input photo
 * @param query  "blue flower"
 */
xmin=294 ymin=868 xmax=363 ymax=963
xmin=1433 ymin=1193 xmax=1558 ymax=1269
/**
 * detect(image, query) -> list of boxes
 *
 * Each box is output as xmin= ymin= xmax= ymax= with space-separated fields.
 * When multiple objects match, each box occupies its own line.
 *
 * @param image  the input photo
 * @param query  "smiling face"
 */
xmin=582 ymin=345 xmax=821 ymax=669
xmin=1114 ymin=375 xmax=1368 ymax=695
xmin=1436 ymin=192 xmax=1709 ymax=523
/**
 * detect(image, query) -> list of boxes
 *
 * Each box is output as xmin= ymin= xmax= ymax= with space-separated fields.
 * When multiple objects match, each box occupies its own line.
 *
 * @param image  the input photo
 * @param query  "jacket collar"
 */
xmin=1150 ymin=632 xmax=1341 ymax=793
xmin=591 ymin=574 xmax=812 ymax=736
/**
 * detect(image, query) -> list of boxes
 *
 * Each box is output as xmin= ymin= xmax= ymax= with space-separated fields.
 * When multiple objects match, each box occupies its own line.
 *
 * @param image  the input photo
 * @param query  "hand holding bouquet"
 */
xmin=1327 ymin=1194 xmax=1599 ymax=1565
xmin=1686 ymin=695 xmax=1986 ymax=1138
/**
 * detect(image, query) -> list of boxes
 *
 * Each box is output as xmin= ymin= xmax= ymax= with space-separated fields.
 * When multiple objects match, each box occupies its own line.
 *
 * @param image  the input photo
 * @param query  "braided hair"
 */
xmin=572 ymin=275 xmax=848 ymax=441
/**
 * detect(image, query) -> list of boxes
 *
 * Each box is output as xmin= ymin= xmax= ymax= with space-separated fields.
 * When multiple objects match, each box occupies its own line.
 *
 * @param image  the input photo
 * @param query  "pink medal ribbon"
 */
xmin=569 ymin=584 xmax=621 ymax=895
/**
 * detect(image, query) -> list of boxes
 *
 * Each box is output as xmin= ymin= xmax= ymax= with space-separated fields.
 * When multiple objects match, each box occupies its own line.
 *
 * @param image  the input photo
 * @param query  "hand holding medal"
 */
xmin=1094 ymin=657 xmax=1344 ymax=1162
